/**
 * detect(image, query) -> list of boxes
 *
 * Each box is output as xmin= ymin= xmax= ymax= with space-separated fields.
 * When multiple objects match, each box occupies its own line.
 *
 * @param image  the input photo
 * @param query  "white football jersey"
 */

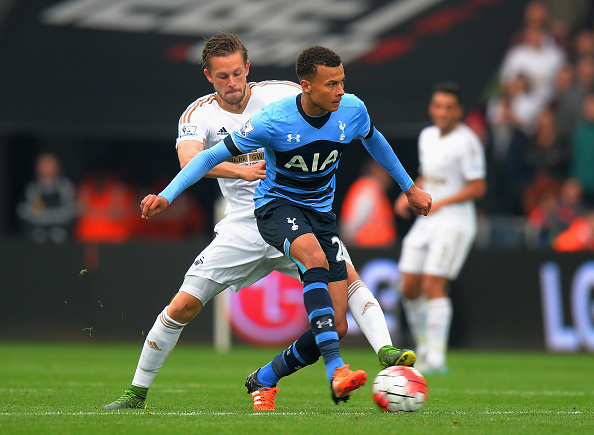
xmin=418 ymin=124 xmax=485 ymax=229
xmin=176 ymin=80 xmax=301 ymax=218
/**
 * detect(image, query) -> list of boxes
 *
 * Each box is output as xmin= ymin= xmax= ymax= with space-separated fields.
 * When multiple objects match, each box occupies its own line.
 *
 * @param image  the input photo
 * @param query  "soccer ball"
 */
xmin=372 ymin=365 xmax=428 ymax=413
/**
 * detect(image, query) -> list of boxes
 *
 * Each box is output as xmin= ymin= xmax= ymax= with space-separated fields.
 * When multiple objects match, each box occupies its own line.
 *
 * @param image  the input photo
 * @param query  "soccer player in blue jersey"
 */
xmin=141 ymin=45 xmax=432 ymax=407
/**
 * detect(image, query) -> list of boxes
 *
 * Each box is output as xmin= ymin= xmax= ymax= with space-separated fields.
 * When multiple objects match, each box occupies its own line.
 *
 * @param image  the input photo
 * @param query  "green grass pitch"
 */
xmin=0 ymin=342 xmax=592 ymax=434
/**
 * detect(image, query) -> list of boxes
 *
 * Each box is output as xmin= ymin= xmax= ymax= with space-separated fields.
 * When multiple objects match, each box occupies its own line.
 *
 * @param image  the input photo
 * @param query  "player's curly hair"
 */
xmin=202 ymin=31 xmax=248 ymax=71
xmin=296 ymin=46 xmax=342 ymax=81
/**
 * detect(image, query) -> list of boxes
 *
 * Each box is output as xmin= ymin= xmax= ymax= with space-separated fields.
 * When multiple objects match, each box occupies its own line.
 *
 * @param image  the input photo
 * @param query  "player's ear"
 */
xmin=204 ymin=68 xmax=213 ymax=83
xmin=245 ymin=60 xmax=250 ymax=76
xmin=301 ymin=79 xmax=311 ymax=93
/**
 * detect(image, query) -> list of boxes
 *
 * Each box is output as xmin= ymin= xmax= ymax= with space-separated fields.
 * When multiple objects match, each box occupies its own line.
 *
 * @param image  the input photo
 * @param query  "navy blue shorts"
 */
xmin=255 ymin=199 xmax=348 ymax=282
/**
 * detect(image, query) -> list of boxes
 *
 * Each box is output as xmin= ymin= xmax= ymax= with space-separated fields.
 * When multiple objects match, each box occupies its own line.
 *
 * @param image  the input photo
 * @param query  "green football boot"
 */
xmin=378 ymin=345 xmax=416 ymax=369
xmin=104 ymin=386 xmax=148 ymax=409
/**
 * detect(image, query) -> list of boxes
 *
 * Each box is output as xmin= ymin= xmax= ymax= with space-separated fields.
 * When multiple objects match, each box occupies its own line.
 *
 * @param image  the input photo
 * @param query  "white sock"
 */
xmin=402 ymin=295 xmax=428 ymax=359
xmin=426 ymin=297 xmax=453 ymax=369
xmin=131 ymin=306 xmax=186 ymax=388
xmin=347 ymin=280 xmax=392 ymax=354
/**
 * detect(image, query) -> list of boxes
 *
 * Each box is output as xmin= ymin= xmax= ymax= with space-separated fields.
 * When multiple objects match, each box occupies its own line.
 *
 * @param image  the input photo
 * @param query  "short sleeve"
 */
xmin=229 ymin=108 xmax=272 ymax=153
xmin=461 ymin=132 xmax=486 ymax=181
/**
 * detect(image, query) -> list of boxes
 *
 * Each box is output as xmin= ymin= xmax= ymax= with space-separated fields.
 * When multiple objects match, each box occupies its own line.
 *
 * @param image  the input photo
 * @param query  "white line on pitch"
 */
xmin=0 ymin=410 xmax=587 ymax=417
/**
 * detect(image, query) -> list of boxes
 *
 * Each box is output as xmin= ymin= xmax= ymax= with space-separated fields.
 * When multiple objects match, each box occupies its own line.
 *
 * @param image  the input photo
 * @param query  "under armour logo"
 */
xmin=287 ymin=134 xmax=300 ymax=142
xmin=316 ymin=318 xmax=333 ymax=328
xmin=287 ymin=217 xmax=299 ymax=231
xmin=338 ymin=121 xmax=346 ymax=141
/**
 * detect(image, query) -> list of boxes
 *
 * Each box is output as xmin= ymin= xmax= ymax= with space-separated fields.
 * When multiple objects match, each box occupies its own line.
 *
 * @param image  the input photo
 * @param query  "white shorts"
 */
xmin=180 ymin=215 xmax=300 ymax=304
xmin=398 ymin=218 xmax=475 ymax=280
xmin=179 ymin=214 xmax=354 ymax=306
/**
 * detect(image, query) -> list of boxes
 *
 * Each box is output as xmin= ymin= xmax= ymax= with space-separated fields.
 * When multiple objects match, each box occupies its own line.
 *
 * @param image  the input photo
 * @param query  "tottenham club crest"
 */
xmin=338 ymin=121 xmax=346 ymax=141
xmin=287 ymin=217 xmax=299 ymax=231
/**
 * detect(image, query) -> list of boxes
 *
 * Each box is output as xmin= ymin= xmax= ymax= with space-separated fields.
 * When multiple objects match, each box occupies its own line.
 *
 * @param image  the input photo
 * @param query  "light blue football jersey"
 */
xmin=224 ymin=93 xmax=372 ymax=212
xmin=159 ymin=93 xmax=412 ymax=210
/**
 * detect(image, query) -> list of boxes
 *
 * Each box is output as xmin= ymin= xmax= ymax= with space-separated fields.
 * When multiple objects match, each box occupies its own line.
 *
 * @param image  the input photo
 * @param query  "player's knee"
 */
xmin=400 ymin=274 xmax=422 ymax=299
xmin=307 ymin=250 xmax=329 ymax=269
xmin=400 ymin=285 xmax=417 ymax=299
xmin=167 ymin=294 xmax=203 ymax=324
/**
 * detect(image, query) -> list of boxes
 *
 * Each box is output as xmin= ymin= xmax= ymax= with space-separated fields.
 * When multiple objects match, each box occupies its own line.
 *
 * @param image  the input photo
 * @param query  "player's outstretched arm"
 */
xmin=361 ymin=127 xmax=413 ymax=192
xmin=403 ymin=183 xmax=432 ymax=216
xmin=140 ymin=194 xmax=169 ymax=219
xmin=159 ymin=140 xmax=236 ymax=205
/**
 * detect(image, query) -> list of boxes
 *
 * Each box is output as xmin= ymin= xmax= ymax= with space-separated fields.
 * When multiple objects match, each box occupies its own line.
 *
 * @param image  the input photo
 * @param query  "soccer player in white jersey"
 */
xmin=105 ymin=34 xmax=417 ymax=411
xmin=395 ymin=83 xmax=486 ymax=374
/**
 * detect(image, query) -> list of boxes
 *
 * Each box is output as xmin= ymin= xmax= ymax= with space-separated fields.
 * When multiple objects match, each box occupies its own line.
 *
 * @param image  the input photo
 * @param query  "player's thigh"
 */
xmin=305 ymin=208 xmax=348 ymax=282
xmin=255 ymin=202 xmax=313 ymax=261
xmin=400 ymin=271 xmax=423 ymax=298
xmin=424 ymin=226 xmax=475 ymax=280
xmin=256 ymin=201 xmax=347 ymax=281
xmin=420 ymin=274 xmax=450 ymax=299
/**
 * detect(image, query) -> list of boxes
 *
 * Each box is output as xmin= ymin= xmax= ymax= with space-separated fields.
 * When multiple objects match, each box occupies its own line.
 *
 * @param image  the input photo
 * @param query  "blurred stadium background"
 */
xmin=1 ymin=0 xmax=592 ymax=354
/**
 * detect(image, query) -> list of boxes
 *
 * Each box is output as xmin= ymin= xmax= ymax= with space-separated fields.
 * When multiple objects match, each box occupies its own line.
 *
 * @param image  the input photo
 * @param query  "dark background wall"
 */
xmin=2 ymin=239 xmax=591 ymax=352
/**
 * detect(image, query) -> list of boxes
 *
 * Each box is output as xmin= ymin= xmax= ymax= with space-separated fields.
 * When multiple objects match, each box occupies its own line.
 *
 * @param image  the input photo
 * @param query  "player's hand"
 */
xmin=140 ymin=194 xmax=169 ymax=219
xmin=404 ymin=184 xmax=432 ymax=216
xmin=241 ymin=161 xmax=266 ymax=181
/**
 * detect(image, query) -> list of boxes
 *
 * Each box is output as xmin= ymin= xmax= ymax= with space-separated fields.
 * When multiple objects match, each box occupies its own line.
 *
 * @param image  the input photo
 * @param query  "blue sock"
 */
xmin=256 ymin=362 xmax=280 ymax=387
xmin=262 ymin=329 xmax=321 ymax=384
xmin=302 ymin=267 xmax=344 ymax=381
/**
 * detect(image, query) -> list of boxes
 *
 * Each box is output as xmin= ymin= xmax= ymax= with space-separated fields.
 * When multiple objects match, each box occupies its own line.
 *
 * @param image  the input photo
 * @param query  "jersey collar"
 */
xmin=296 ymin=95 xmax=331 ymax=129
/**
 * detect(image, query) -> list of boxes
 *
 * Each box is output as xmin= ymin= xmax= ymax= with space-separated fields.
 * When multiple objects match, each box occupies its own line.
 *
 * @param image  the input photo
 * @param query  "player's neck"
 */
xmin=300 ymin=93 xmax=328 ymax=117
xmin=218 ymin=86 xmax=252 ymax=114
xmin=438 ymin=122 xmax=459 ymax=137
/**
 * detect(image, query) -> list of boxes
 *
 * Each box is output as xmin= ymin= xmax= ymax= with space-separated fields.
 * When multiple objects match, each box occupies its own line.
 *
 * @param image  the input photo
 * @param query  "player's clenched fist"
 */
xmin=403 ymin=183 xmax=432 ymax=216
xmin=140 ymin=194 xmax=170 ymax=219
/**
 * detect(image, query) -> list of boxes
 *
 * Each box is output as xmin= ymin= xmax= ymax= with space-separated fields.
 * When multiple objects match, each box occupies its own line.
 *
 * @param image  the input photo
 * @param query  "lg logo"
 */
xmin=228 ymin=271 xmax=308 ymax=346
xmin=540 ymin=261 xmax=594 ymax=352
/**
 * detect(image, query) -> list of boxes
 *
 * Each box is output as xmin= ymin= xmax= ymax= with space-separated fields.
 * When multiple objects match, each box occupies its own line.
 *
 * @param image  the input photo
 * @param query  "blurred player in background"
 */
xmin=105 ymin=33 xmax=418 ymax=411
xmin=395 ymin=83 xmax=486 ymax=374
xmin=138 ymin=44 xmax=431 ymax=410
xmin=340 ymin=158 xmax=397 ymax=248
xmin=16 ymin=153 xmax=78 ymax=243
